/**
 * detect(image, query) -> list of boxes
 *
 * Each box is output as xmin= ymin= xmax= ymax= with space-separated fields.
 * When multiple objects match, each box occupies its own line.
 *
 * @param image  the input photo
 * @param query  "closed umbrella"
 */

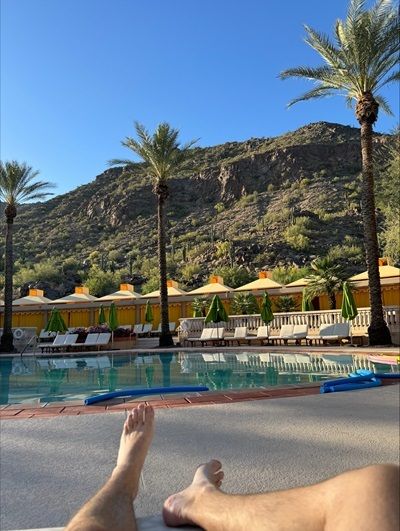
xmin=260 ymin=292 xmax=274 ymax=338
xmin=108 ymin=302 xmax=119 ymax=343
xmin=301 ymin=290 xmax=314 ymax=312
xmin=205 ymin=294 xmax=228 ymax=324
xmin=45 ymin=307 xmax=68 ymax=333
xmin=98 ymin=305 xmax=107 ymax=325
xmin=144 ymin=300 xmax=154 ymax=323
xmin=341 ymin=281 xmax=358 ymax=345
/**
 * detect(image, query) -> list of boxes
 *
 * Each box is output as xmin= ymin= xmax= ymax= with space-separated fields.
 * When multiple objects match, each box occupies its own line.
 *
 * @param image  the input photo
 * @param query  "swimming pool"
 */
xmin=0 ymin=351 xmax=395 ymax=405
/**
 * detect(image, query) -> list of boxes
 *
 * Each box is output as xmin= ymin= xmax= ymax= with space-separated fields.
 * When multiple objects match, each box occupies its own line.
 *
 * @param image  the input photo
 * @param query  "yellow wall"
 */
xmin=117 ymin=306 xmax=135 ymax=326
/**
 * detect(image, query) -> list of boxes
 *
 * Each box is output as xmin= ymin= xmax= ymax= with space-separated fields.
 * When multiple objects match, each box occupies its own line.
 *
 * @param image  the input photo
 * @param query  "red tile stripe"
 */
xmin=1 ymin=381 xmax=398 ymax=420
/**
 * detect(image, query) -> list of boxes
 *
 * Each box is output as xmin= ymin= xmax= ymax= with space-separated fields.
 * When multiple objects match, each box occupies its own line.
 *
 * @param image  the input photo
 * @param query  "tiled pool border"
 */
xmin=1 ymin=379 xmax=398 ymax=420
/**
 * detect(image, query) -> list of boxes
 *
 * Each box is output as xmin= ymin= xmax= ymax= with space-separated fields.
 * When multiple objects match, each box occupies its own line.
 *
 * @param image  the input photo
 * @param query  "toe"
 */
xmin=132 ymin=407 xmax=139 ymax=427
xmin=208 ymin=459 xmax=222 ymax=471
xmin=145 ymin=405 xmax=154 ymax=423
xmin=127 ymin=412 xmax=134 ymax=431
xmin=215 ymin=470 xmax=224 ymax=482
xmin=137 ymin=403 xmax=145 ymax=424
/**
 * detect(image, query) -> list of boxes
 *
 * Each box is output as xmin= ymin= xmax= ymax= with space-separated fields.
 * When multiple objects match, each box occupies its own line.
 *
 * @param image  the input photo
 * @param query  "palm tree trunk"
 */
xmin=0 ymin=218 xmax=15 ymax=352
xmin=328 ymin=292 xmax=336 ymax=310
xmin=157 ymin=191 xmax=173 ymax=348
xmin=359 ymin=121 xmax=391 ymax=345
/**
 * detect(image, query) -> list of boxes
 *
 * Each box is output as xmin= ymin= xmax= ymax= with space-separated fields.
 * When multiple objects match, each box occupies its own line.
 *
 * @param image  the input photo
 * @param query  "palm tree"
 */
xmin=110 ymin=122 xmax=197 ymax=347
xmin=305 ymin=257 xmax=344 ymax=310
xmin=0 ymin=161 xmax=54 ymax=352
xmin=280 ymin=0 xmax=398 ymax=345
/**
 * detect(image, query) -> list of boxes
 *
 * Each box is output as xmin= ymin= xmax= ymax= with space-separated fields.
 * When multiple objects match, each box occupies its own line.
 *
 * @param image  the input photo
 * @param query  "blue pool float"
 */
xmin=85 ymin=385 xmax=209 ymax=405
xmin=320 ymin=369 xmax=400 ymax=393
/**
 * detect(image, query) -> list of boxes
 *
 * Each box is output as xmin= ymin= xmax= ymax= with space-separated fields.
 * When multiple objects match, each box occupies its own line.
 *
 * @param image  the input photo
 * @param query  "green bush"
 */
xmin=15 ymin=260 xmax=63 ymax=286
xmin=214 ymin=203 xmax=225 ymax=214
xmin=212 ymin=266 xmax=253 ymax=288
xmin=275 ymin=296 xmax=298 ymax=313
xmin=283 ymin=217 xmax=312 ymax=251
xmin=271 ymin=265 xmax=310 ymax=285
xmin=231 ymin=292 xmax=259 ymax=315
xmin=85 ymin=266 xmax=120 ymax=297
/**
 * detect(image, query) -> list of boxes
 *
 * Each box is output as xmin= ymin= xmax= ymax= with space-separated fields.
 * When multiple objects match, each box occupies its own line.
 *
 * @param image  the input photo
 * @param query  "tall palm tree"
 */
xmin=110 ymin=122 xmax=197 ymax=347
xmin=0 ymin=161 xmax=54 ymax=352
xmin=305 ymin=257 xmax=344 ymax=310
xmin=280 ymin=0 xmax=398 ymax=345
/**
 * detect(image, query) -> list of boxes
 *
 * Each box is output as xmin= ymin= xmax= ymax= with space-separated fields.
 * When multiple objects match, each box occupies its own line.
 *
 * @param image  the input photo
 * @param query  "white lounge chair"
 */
xmin=38 ymin=333 xmax=68 ymax=353
xmin=96 ymin=332 xmax=111 ymax=349
xmin=70 ymin=333 xmax=99 ymax=351
xmin=139 ymin=323 xmax=153 ymax=336
xmin=290 ymin=324 xmax=309 ymax=345
xmin=307 ymin=323 xmax=349 ymax=345
xmin=186 ymin=328 xmax=213 ymax=346
xmin=247 ymin=325 xmax=269 ymax=345
xmin=269 ymin=324 xmax=294 ymax=345
xmin=133 ymin=324 xmax=143 ymax=335
xmin=227 ymin=326 xmax=248 ymax=345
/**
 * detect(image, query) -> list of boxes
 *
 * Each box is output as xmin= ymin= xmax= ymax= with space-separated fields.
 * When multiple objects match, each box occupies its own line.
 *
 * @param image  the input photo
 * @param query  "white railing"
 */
xmin=178 ymin=306 xmax=399 ymax=344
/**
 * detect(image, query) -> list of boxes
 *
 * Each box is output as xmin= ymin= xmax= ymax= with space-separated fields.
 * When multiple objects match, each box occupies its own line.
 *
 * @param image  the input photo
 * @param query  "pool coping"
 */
xmin=1 ymin=379 xmax=398 ymax=420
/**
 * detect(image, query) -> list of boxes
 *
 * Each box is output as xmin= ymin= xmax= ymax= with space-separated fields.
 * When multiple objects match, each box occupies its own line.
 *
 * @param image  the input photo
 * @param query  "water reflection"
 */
xmin=2 ymin=351 xmax=395 ymax=405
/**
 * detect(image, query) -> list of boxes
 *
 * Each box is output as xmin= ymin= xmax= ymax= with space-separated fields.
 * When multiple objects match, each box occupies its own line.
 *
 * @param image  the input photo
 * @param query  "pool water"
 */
xmin=0 ymin=351 xmax=395 ymax=405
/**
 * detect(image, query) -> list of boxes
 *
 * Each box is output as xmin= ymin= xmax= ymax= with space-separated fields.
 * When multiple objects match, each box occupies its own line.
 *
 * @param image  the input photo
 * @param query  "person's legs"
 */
xmin=163 ymin=461 xmax=399 ymax=531
xmin=66 ymin=403 xmax=154 ymax=531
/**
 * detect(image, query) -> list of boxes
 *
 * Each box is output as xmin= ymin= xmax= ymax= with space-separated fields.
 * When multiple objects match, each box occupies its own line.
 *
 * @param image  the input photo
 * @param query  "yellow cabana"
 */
xmin=284 ymin=278 xmax=311 ymax=288
xmin=348 ymin=264 xmax=400 ymax=307
xmin=235 ymin=271 xmax=281 ymax=291
xmin=12 ymin=289 xmax=52 ymax=305
xmin=98 ymin=283 xmax=141 ymax=301
xmin=348 ymin=265 xmax=400 ymax=285
xmin=143 ymin=280 xmax=188 ymax=298
xmin=53 ymin=286 xmax=98 ymax=303
xmin=188 ymin=275 xmax=233 ymax=296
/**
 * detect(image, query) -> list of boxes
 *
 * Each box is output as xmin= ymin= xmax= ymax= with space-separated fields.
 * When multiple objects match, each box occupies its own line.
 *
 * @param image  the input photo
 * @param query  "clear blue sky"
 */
xmin=1 ymin=0 xmax=398 ymax=196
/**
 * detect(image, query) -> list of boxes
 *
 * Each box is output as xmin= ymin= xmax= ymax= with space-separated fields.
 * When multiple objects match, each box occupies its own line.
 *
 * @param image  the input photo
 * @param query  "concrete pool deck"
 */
xmin=1 ymin=385 xmax=399 ymax=530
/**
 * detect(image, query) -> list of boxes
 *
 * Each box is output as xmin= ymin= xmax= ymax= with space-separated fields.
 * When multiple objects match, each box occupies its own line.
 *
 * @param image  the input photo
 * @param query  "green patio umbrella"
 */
xmin=205 ymin=294 xmax=228 ymax=324
xmin=341 ymin=281 xmax=358 ymax=345
xmin=144 ymin=300 xmax=154 ymax=323
xmin=301 ymin=289 xmax=314 ymax=312
xmin=108 ymin=302 xmax=119 ymax=343
xmin=44 ymin=307 xmax=68 ymax=333
xmin=260 ymin=291 xmax=274 ymax=326
xmin=98 ymin=305 xmax=107 ymax=325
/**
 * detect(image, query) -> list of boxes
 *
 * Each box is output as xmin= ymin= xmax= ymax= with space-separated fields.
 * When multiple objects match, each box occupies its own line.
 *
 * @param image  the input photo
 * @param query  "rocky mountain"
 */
xmin=3 ymin=121 xmax=394 ymax=293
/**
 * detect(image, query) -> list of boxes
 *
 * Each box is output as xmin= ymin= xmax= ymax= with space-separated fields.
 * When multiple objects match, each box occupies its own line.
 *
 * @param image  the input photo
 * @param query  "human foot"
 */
xmin=163 ymin=459 xmax=224 ymax=527
xmin=113 ymin=403 xmax=154 ymax=497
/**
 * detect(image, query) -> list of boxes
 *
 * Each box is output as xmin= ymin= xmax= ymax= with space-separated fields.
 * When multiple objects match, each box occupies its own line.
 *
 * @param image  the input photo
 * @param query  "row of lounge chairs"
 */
xmin=185 ymin=323 xmax=351 ymax=347
xmin=133 ymin=323 xmax=176 ymax=336
xmin=38 ymin=332 xmax=111 ymax=353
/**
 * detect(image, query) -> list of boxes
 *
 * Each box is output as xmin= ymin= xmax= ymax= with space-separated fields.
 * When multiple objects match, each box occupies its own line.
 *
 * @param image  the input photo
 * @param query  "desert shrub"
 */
xmin=267 ymin=183 xmax=275 ymax=192
xmin=263 ymin=207 xmax=292 ymax=225
xmin=271 ymin=265 xmax=310 ymax=285
xmin=212 ymin=266 xmax=253 ymax=288
xmin=275 ymin=296 xmax=298 ymax=312
xmin=283 ymin=217 xmax=312 ymax=251
xmin=85 ymin=266 xmax=120 ymax=297
xmin=239 ymin=191 xmax=258 ymax=205
xmin=215 ymin=240 xmax=232 ymax=259
xmin=15 ymin=260 xmax=63 ymax=286
xmin=180 ymin=263 xmax=201 ymax=282
xmin=214 ymin=203 xmax=225 ymax=214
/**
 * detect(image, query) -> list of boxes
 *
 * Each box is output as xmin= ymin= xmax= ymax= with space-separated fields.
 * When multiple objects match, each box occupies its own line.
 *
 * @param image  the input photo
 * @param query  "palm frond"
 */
xmin=0 ymin=161 xmax=54 ymax=206
xmin=286 ymin=86 xmax=337 ymax=108
xmin=374 ymin=95 xmax=394 ymax=116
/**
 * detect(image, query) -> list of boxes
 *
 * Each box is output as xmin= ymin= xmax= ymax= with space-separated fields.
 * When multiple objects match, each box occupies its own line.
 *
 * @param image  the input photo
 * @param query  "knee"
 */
xmin=360 ymin=464 xmax=399 ymax=486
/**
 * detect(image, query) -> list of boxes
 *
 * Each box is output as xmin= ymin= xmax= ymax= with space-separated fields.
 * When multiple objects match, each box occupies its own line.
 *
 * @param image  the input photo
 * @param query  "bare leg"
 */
xmin=163 ymin=462 xmax=399 ymax=531
xmin=66 ymin=403 xmax=154 ymax=531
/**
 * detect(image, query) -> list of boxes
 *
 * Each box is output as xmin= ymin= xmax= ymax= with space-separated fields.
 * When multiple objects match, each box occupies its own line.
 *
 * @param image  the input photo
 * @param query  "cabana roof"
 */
xmin=144 ymin=280 xmax=188 ymax=298
xmin=188 ymin=275 xmax=233 ymax=295
xmin=53 ymin=286 xmax=98 ymax=303
xmin=13 ymin=289 xmax=52 ymax=305
xmin=99 ymin=284 xmax=141 ymax=301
